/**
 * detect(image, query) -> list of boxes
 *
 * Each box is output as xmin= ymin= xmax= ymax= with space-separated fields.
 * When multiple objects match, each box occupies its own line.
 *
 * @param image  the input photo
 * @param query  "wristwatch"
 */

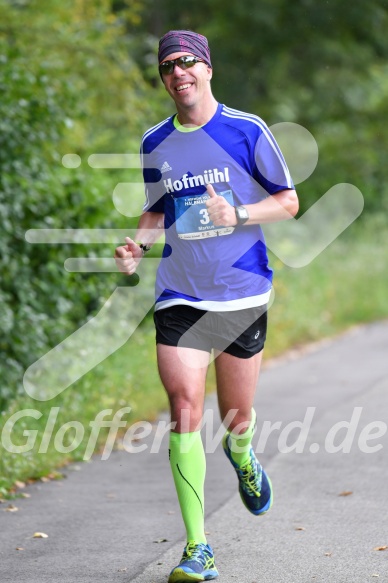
xmin=137 ymin=242 xmax=152 ymax=256
xmin=235 ymin=205 xmax=249 ymax=225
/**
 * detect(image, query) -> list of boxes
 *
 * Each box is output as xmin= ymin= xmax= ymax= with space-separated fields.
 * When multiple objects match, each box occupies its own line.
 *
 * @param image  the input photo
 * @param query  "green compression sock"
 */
xmin=169 ymin=431 xmax=207 ymax=544
xmin=226 ymin=408 xmax=257 ymax=467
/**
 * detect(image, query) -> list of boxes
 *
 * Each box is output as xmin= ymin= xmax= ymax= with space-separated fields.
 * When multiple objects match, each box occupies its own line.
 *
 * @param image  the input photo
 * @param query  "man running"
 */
xmin=115 ymin=30 xmax=298 ymax=583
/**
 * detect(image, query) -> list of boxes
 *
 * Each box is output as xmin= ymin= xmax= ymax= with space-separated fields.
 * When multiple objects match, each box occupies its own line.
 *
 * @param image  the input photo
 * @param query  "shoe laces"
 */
xmin=238 ymin=457 xmax=262 ymax=497
xmin=183 ymin=541 xmax=208 ymax=562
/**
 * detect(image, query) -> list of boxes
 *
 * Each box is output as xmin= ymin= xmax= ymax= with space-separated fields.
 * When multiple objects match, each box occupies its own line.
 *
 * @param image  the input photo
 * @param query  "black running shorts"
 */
xmin=153 ymin=304 xmax=267 ymax=359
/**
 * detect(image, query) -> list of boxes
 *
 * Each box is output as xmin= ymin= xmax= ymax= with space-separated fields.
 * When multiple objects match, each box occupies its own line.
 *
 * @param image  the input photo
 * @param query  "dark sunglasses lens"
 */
xmin=159 ymin=56 xmax=200 ymax=75
xmin=178 ymin=56 xmax=197 ymax=69
xmin=159 ymin=61 xmax=173 ymax=75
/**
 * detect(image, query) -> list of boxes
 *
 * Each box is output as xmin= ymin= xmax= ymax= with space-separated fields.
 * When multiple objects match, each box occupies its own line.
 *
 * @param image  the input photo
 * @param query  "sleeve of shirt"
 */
xmin=253 ymin=123 xmax=294 ymax=195
xmin=141 ymin=139 xmax=165 ymax=213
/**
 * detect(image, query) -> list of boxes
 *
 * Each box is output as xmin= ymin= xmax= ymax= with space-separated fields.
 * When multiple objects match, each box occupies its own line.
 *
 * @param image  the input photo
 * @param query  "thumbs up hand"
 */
xmin=114 ymin=237 xmax=143 ymax=275
xmin=205 ymin=184 xmax=237 ymax=227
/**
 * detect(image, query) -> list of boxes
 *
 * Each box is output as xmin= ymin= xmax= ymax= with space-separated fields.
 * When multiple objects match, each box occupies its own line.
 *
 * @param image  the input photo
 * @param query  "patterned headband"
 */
xmin=158 ymin=30 xmax=212 ymax=68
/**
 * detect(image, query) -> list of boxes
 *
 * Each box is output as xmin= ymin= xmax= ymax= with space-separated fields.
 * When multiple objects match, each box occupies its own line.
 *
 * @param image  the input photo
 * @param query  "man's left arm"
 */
xmin=243 ymin=188 xmax=299 ymax=224
xmin=206 ymin=184 xmax=299 ymax=227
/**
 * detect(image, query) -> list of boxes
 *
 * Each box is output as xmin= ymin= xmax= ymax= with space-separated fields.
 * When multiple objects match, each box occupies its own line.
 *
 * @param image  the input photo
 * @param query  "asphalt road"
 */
xmin=1 ymin=321 xmax=388 ymax=583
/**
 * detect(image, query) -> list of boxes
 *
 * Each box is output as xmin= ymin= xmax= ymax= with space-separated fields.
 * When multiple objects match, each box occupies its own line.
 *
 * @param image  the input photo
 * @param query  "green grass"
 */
xmin=0 ymin=320 xmax=167 ymax=496
xmin=1 ymin=213 xmax=387 ymax=496
xmin=266 ymin=213 xmax=388 ymax=355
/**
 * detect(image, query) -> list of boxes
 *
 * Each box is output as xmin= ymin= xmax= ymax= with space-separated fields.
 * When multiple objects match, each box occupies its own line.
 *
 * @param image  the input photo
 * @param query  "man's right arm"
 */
xmin=114 ymin=211 xmax=164 ymax=276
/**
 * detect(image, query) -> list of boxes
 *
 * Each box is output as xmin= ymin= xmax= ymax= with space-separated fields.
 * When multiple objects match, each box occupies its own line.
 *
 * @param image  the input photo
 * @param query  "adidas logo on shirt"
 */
xmin=160 ymin=161 xmax=172 ymax=173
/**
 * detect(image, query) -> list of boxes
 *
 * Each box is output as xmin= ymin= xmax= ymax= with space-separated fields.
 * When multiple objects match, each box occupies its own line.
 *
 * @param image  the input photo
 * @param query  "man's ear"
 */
xmin=207 ymin=67 xmax=213 ymax=81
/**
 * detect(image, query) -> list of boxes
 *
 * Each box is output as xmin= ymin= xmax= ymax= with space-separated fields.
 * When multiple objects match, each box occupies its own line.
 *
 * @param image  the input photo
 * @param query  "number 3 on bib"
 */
xmin=174 ymin=190 xmax=235 ymax=240
xmin=199 ymin=208 xmax=210 ymax=225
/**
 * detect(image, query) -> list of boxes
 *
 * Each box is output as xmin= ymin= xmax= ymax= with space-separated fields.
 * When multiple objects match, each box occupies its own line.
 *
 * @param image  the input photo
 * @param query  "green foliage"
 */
xmin=267 ymin=213 xmax=388 ymax=355
xmin=0 ymin=40 xmax=113 ymax=406
xmin=0 ymin=320 xmax=167 ymax=495
xmin=135 ymin=0 xmax=388 ymax=214
xmin=0 ymin=0 xmax=168 ymax=408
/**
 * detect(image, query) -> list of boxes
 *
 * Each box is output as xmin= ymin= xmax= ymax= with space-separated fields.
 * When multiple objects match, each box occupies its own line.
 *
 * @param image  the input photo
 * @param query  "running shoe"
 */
xmin=223 ymin=435 xmax=273 ymax=516
xmin=168 ymin=541 xmax=218 ymax=582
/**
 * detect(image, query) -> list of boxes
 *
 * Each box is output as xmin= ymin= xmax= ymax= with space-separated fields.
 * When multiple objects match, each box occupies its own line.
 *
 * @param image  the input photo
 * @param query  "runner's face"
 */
xmin=160 ymin=52 xmax=213 ymax=110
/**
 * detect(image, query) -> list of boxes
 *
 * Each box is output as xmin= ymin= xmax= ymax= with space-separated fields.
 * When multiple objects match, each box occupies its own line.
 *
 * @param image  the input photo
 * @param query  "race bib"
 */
xmin=174 ymin=190 xmax=235 ymax=240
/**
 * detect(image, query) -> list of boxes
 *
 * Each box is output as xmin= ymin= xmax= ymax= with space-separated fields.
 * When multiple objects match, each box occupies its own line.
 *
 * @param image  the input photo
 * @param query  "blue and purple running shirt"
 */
xmin=141 ymin=103 xmax=294 ymax=312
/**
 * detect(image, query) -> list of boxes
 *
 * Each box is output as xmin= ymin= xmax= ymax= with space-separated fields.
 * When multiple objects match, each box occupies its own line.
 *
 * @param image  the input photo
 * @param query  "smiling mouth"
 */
xmin=175 ymin=83 xmax=193 ymax=92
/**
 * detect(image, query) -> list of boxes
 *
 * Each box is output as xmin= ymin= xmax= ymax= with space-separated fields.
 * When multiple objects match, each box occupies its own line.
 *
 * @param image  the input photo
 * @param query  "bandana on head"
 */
xmin=158 ymin=30 xmax=212 ymax=68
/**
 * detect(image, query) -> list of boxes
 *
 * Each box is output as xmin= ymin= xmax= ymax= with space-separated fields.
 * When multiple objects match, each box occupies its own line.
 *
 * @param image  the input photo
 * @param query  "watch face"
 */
xmin=236 ymin=206 xmax=249 ymax=223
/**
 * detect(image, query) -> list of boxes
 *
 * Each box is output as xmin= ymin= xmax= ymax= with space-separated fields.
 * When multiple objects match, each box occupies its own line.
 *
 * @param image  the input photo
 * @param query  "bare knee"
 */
xmin=156 ymin=345 xmax=208 ymax=432
xmin=168 ymin=392 xmax=204 ymax=432
xmin=224 ymin=408 xmax=253 ymax=434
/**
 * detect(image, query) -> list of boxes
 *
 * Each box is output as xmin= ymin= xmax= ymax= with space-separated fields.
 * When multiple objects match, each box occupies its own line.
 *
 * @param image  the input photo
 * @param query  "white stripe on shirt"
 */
xmin=221 ymin=108 xmax=293 ymax=189
xmin=154 ymin=290 xmax=271 ymax=312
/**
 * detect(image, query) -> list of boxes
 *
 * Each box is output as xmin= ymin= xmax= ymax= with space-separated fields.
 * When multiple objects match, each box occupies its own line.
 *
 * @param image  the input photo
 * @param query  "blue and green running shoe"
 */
xmin=223 ymin=436 xmax=273 ymax=516
xmin=168 ymin=541 xmax=218 ymax=582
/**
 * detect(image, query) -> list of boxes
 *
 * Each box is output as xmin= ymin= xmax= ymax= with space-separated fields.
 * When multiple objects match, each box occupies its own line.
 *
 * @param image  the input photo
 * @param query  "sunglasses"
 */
xmin=159 ymin=55 xmax=205 ymax=76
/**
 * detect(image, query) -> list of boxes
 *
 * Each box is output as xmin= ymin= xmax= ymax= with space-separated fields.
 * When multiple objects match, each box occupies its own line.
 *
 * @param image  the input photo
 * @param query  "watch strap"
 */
xmin=235 ymin=205 xmax=249 ymax=225
xmin=136 ymin=242 xmax=152 ymax=255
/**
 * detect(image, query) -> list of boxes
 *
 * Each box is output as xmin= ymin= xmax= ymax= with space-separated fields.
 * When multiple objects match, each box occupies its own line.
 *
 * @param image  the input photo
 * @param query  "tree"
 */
xmin=133 ymin=0 xmax=388 ymax=213
xmin=0 ymin=0 xmax=168 ymax=408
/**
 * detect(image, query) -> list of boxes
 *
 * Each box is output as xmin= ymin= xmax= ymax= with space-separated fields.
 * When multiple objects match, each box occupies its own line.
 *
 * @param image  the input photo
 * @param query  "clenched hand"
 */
xmin=205 ymin=184 xmax=237 ymax=227
xmin=114 ymin=237 xmax=143 ymax=275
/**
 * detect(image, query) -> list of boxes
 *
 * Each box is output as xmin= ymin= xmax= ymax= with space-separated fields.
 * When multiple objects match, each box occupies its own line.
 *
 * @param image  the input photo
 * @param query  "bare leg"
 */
xmin=214 ymin=350 xmax=263 ymax=433
xmin=156 ymin=343 xmax=210 ymax=543
xmin=156 ymin=343 xmax=210 ymax=432
xmin=215 ymin=349 xmax=273 ymax=516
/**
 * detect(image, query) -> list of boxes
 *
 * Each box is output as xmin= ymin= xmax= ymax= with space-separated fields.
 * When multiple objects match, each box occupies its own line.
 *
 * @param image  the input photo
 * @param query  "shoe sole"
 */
xmin=168 ymin=567 xmax=219 ymax=582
